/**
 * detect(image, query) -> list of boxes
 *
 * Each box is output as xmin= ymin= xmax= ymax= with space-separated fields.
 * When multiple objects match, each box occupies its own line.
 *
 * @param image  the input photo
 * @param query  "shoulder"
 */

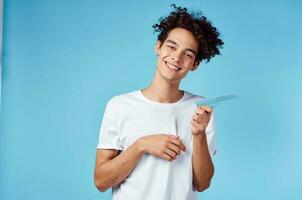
xmin=106 ymin=90 xmax=139 ymax=107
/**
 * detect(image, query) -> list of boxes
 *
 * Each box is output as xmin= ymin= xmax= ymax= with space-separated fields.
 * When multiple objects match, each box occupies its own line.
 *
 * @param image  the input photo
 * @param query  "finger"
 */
xmin=202 ymin=106 xmax=212 ymax=113
xmin=191 ymin=120 xmax=205 ymax=133
xmin=192 ymin=113 xmax=199 ymax=121
xmin=167 ymin=134 xmax=179 ymax=139
xmin=196 ymin=106 xmax=212 ymax=114
xmin=178 ymin=139 xmax=186 ymax=151
xmin=165 ymin=148 xmax=177 ymax=160
xmin=195 ymin=108 xmax=206 ymax=115
xmin=192 ymin=113 xmax=202 ymax=123
xmin=180 ymin=142 xmax=186 ymax=152
xmin=168 ymin=143 xmax=181 ymax=155
xmin=161 ymin=153 xmax=173 ymax=161
xmin=198 ymin=105 xmax=212 ymax=110
xmin=170 ymin=138 xmax=181 ymax=147
xmin=191 ymin=120 xmax=201 ymax=130
xmin=170 ymin=138 xmax=186 ymax=152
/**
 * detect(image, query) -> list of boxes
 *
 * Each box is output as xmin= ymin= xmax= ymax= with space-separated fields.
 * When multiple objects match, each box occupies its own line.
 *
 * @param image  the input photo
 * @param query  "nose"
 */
xmin=171 ymin=50 xmax=182 ymax=62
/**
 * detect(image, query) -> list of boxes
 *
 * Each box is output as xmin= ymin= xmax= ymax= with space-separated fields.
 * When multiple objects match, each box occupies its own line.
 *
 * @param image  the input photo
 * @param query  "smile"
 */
xmin=165 ymin=62 xmax=181 ymax=71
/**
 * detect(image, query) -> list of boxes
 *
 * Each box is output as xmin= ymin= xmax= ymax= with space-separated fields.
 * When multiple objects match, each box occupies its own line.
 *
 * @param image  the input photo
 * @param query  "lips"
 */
xmin=165 ymin=61 xmax=182 ymax=71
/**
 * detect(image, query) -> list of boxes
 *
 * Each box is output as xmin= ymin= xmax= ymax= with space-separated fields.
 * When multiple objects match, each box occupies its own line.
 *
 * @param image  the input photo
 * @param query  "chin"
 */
xmin=163 ymin=74 xmax=183 ymax=83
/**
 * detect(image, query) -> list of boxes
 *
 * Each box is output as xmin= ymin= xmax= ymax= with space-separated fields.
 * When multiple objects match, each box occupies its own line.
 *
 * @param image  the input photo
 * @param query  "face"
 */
xmin=155 ymin=27 xmax=200 ymax=83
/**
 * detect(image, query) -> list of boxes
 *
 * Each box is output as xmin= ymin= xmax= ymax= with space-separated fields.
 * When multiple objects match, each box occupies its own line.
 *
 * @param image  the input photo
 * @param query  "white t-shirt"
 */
xmin=97 ymin=89 xmax=217 ymax=200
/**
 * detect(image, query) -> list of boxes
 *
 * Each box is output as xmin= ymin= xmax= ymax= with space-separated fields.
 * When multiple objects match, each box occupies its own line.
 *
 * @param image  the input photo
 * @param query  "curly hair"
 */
xmin=152 ymin=4 xmax=224 ymax=63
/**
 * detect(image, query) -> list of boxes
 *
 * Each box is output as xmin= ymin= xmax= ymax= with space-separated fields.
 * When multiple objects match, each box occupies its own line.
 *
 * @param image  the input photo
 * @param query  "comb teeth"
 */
xmin=215 ymin=94 xmax=238 ymax=102
xmin=195 ymin=94 xmax=238 ymax=107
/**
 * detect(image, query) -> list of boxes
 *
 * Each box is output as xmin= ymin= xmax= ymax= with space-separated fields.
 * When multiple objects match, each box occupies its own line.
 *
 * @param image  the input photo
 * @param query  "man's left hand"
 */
xmin=191 ymin=106 xmax=212 ymax=135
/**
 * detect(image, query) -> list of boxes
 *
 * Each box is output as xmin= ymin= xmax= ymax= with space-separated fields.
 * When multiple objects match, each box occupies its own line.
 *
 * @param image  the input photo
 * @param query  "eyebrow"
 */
xmin=165 ymin=39 xmax=197 ymax=56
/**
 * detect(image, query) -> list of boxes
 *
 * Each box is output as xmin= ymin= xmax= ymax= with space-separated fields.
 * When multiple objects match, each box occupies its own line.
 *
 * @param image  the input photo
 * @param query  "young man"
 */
xmin=94 ymin=4 xmax=223 ymax=200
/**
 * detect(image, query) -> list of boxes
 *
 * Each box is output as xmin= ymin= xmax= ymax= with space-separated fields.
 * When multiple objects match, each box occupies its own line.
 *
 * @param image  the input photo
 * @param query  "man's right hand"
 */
xmin=137 ymin=134 xmax=186 ymax=161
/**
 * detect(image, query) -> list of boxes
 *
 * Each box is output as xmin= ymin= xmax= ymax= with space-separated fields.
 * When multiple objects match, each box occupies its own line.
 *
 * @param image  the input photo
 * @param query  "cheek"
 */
xmin=160 ymin=50 xmax=170 ymax=59
xmin=184 ymin=58 xmax=195 ymax=65
xmin=184 ymin=61 xmax=195 ymax=70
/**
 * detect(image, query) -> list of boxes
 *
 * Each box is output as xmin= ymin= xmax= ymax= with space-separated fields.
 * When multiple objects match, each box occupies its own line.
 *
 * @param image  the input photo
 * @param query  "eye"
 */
xmin=167 ymin=45 xmax=176 ymax=50
xmin=186 ymin=54 xmax=194 ymax=59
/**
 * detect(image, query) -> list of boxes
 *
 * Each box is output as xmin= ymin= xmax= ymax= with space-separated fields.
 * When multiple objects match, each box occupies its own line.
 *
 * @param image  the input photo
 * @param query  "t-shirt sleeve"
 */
xmin=96 ymin=99 xmax=123 ymax=150
xmin=205 ymin=110 xmax=217 ymax=158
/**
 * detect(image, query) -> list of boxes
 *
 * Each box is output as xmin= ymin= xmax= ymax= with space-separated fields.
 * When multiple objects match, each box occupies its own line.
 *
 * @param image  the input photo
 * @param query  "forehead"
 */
xmin=164 ymin=28 xmax=198 ymax=51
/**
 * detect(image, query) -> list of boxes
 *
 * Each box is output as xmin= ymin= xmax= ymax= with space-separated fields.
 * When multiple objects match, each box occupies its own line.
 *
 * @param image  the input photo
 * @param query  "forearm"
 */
xmin=94 ymin=140 xmax=144 ymax=191
xmin=192 ymin=132 xmax=214 ymax=192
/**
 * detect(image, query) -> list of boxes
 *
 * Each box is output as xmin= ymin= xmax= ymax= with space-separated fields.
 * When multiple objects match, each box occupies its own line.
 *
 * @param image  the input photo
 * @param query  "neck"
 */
xmin=141 ymin=70 xmax=184 ymax=103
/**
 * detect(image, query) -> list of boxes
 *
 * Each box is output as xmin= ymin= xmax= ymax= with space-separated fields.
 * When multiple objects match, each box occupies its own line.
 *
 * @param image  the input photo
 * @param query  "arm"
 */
xmin=94 ymin=100 xmax=146 ymax=192
xmin=191 ymin=106 xmax=215 ymax=192
xmin=192 ymin=132 xmax=214 ymax=192
xmin=94 ymin=140 xmax=144 ymax=192
xmin=94 ymin=134 xmax=186 ymax=192
xmin=94 ymin=100 xmax=184 ymax=192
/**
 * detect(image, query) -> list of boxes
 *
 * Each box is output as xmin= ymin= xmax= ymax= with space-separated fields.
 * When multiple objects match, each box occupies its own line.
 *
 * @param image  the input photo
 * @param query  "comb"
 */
xmin=195 ymin=94 xmax=238 ymax=107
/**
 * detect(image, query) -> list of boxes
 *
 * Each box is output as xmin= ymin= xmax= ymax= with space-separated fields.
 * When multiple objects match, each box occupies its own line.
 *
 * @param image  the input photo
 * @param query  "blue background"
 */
xmin=1 ymin=0 xmax=301 ymax=199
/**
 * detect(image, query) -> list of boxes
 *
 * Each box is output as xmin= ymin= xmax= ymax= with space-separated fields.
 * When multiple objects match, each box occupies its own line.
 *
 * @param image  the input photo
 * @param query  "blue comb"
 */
xmin=195 ymin=94 xmax=238 ymax=107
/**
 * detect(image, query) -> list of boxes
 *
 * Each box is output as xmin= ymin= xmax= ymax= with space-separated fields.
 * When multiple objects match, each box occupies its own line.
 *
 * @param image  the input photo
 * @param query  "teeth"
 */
xmin=166 ymin=62 xmax=180 ymax=71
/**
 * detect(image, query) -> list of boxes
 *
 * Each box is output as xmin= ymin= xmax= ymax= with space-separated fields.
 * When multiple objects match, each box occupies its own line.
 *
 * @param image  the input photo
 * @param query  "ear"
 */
xmin=154 ymin=40 xmax=161 ymax=55
xmin=191 ymin=60 xmax=200 ymax=71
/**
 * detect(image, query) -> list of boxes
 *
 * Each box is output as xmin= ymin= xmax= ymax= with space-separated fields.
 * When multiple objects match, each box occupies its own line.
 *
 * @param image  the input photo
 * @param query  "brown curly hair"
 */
xmin=152 ymin=4 xmax=224 ymax=63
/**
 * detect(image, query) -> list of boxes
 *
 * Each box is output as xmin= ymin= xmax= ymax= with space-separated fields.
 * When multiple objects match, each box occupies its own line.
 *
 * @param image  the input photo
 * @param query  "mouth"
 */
xmin=165 ymin=61 xmax=182 ymax=71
